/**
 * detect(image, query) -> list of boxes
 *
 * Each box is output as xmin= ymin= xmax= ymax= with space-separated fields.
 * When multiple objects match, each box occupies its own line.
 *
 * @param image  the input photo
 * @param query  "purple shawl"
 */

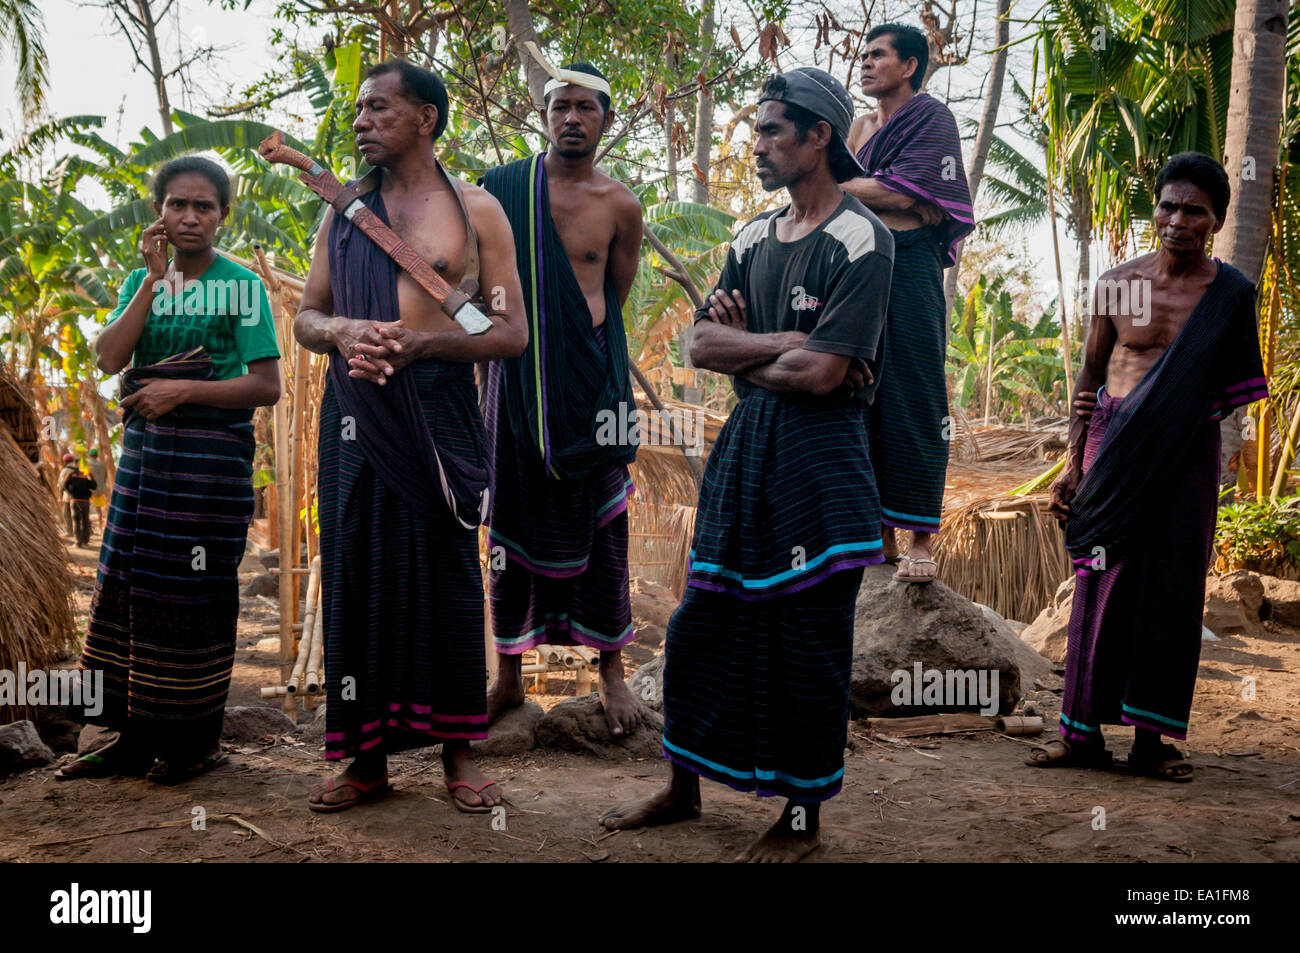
xmin=855 ymin=92 xmax=974 ymax=265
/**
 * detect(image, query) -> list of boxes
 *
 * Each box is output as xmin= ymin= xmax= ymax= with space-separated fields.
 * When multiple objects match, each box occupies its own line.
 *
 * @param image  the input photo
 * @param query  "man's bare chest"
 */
xmin=385 ymin=194 xmax=469 ymax=285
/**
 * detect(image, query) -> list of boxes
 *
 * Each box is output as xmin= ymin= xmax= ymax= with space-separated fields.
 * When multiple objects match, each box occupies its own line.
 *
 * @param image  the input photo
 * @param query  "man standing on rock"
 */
xmin=844 ymin=22 xmax=974 ymax=584
xmin=294 ymin=60 xmax=527 ymax=813
xmin=1033 ymin=153 xmax=1267 ymax=782
xmin=479 ymin=61 xmax=645 ymax=739
xmin=601 ymin=69 xmax=892 ymax=860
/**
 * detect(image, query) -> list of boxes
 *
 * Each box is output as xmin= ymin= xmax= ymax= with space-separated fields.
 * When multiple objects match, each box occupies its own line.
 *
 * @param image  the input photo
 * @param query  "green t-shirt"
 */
xmin=107 ymin=256 xmax=281 ymax=380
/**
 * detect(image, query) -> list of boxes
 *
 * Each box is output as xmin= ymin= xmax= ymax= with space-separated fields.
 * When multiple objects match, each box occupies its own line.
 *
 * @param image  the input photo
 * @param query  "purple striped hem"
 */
xmin=687 ymin=552 xmax=880 ymax=602
xmin=661 ymin=747 xmax=843 ymax=803
xmin=593 ymin=481 xmax=635 ymax=531
xmin=881 ymin=515 xmax=940 ymax=534
xmin=1119 ymin=713 xmax=1187 ymax=741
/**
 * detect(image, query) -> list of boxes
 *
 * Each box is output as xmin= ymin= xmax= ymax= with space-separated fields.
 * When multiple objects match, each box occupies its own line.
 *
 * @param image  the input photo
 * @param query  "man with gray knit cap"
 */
xmin=600 ymin=68 xmax=894 ymax=861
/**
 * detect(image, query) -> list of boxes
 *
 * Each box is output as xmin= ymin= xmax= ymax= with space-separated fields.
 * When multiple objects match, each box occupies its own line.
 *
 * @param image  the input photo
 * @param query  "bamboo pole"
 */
xmin=305 ymin=588 xmax=325 ymax=694
xmin=1257 ymin=256 xmax=1280 ymax=495
xmin=272 ymin=310 xmax=297 ymax=721
xmin=290 ymin=556 xmax=321 ymax=693
xmin=1044 ymin=160 xmax=1076 ymax=400
xmin=1270 ymin=396 xmax=1300 ymax=499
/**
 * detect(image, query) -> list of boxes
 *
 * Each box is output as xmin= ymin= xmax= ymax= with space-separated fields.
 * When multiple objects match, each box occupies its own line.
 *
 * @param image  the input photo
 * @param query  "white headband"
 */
xmin=523 ymin=40 xmax=612 ymax=99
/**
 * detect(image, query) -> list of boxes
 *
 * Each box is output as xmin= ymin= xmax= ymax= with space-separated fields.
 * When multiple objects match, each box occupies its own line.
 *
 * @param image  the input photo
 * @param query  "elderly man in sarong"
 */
xmin=294 ymin=60 xmax=527 ymax=813
xmin=845 ymin=22 xmax=974 ymax=584
xmin=479 ymin=60 xmax=646 ymax=737
xmin=1031 ymin=152 xmax=1268 ymax=782
xmin=601 ymin=69 xmax=893 ymax=861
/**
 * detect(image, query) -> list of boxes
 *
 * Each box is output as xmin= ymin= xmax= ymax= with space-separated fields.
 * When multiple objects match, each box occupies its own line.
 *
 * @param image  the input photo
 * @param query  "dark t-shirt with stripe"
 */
xmin=694 ymin=192 xmax=894 ymax=401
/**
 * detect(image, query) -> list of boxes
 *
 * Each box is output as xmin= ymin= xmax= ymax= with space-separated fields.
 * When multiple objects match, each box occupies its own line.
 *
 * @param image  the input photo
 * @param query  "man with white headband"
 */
xmin=480 ymin=59 xmax=647 ymax=738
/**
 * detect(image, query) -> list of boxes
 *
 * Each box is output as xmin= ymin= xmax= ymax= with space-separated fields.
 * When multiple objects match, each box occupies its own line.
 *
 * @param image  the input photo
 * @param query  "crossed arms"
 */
xmin=690 ymin=289 xmax=867 ymax=397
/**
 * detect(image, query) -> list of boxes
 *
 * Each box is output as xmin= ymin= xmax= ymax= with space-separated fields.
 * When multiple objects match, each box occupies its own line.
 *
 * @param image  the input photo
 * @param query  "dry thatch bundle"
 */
xmin=0 ymin=364 xmax=40 ymax=463
xmin=628 ymin=502 xmax=696 ymax=596
xmin=624 ymin=389 xmax=724 ymax=596
xmin=968 ymin=423 xmax=1067 ymax=462
xmin=0 ymin=427 xmax=77 ymax=723
xmin=935 ymin=494 xmax=1072 ymax=624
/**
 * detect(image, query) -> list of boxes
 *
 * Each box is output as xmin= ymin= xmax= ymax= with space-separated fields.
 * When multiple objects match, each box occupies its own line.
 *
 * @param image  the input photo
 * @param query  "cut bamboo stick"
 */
xmin=290 ymin=556 xmax=321 ymax=693
xmin=305 ymin=587 xmax=325 ymax=694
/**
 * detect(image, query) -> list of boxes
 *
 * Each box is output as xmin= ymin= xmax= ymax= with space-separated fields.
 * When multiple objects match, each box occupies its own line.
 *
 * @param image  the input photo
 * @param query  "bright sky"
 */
xmin=0 ymin=0 xmax=1076 ymax=304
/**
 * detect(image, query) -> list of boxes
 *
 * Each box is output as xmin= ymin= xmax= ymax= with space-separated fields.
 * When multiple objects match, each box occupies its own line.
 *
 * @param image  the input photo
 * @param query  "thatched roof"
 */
xmin=0 ymin=363 xmax=40 ymax=463
xmin=0 ymin=427 xmax=77 ymax=723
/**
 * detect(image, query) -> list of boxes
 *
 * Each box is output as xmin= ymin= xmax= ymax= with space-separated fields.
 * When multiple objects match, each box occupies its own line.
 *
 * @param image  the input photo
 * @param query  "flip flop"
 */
xmin=1025 ymin=738 xmax=1113 ymax=769
xmin=146 ymin=752 xmax=229 ymax=786
xmin=55 ymin=748 xmax=154 ymax=781
xmin=882 ymin=555 xmax=903 ymax=566
xmin=54 ymin=752 xmax=114 ymax=782
xmin=446 ymin=778 xmax=501 ymax=814
xmin=894 ymin=556 xmax=939 ymax=585
xmin=307 ymin=775 xmax=394 ymax=813
xmin=1127 ymin=743 xmax=1193 ymax=782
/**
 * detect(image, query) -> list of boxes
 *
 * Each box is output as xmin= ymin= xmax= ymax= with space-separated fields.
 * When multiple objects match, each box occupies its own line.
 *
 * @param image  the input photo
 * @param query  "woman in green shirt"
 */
xmin=59 ymin=156 xmax=282 ymax=784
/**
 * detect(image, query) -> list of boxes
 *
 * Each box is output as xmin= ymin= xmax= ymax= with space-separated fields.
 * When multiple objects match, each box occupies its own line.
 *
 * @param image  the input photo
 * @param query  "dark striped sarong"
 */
xmin=663 ymin=392 xmax=881 ymax=802
xmin=80 ymin=402 xmax=254 ymax=761
xmin=1060 ymin=262 xmax=1268 ymax=742
xmin=867 ymin=226 xmax=950 ymax=535
xmin=485 ymin=327 xmax=635 ymax=655
xmin=318 ymin=362 xmax=489 ymax=759
xmin=1060 ymin=389 xmax=1220 ymax=741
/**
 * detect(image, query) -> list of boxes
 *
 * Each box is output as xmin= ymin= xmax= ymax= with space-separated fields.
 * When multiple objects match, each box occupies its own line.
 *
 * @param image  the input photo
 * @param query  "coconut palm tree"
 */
xmin=0 ymin=0 xmax=48 ymax=117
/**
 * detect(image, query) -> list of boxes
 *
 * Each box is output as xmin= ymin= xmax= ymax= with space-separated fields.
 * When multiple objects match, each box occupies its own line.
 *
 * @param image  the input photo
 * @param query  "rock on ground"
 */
xmin=0 ymin=721 xmax=56 ymax=775
xmin=630 ymin=577 xmax=678 ymax=631
xmin=32 ymin=705 xmax=82 ymax=753
xmin=473 ymin=701 xmax=543 ymax=757
xmin=1260 ymin=575 xmax=1300 ymax=628
xmin=1203 ymin=571 xmax=1266 ymax=636
xmin=535 ymin=693 xmax=663 ymax=759
xmin=221 ymin=705 xmax=298 ymax=743
xmin=241 ymin=572 xmax=278 ymax=598
xmin=852 ymin=564 xmax=1033 ymax=716
xmin=626 ymin=652 xmax=665 ymax=712
xmin=76 ymin=724 xmax=116 ymax=755
xmin=1020 ymin=577 xmax=1075 ymax=665
xmin=291 ymin=703 xmax=328 ymax=744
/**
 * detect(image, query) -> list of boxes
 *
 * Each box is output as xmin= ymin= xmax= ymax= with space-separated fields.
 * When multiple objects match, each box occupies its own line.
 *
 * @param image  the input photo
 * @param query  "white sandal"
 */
xmin=893 ymin=556 xmax=938 ymax=585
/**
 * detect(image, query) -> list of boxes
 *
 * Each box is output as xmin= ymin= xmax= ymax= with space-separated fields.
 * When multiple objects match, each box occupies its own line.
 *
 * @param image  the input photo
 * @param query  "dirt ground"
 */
xmin=1 ymin=530 xmax=1298 ymax=864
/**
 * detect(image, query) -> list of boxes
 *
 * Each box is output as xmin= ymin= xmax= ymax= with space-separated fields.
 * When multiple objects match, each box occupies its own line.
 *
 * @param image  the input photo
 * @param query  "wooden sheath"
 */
xmin=257 ymin=130 xmax=479 ymax=322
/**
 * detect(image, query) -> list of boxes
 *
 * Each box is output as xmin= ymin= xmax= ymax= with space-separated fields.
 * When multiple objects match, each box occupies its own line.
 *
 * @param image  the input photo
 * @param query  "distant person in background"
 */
xmin=63 ymin=457 xmax=96 ymax=547
xmin=57 ymin=452 xmax=78 ymax=537
xmin=1033 ymin=153 xmax=1267 ymax=783
xmin=58 ymin=155 xmax=281 ymax=785
xmin=86 ymin=447 xmax=109 ymax=532
xmin=845 ymin=22 xmax=974 ymax=584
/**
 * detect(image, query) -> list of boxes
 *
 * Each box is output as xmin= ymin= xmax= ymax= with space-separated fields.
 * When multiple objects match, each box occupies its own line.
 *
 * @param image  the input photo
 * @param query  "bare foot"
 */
xmin=442 ymin=741 xmax=503 ymax=811
xmin=739 ymin=822 xmax=821 ymax=863
xmin=737 ymin=801 xmax=821 ymax=863
xmin=908 ymin=531 xmax=935 ymax=563
xmin=881 ymin=525 xmax=899 ymax=561
xmin=487 ymin=654 xmax=525 ymax=724
xmin=598 ymin=651 xmax=641 ymax=737
xmin=600 ymin=775 xmax=700 ymax=830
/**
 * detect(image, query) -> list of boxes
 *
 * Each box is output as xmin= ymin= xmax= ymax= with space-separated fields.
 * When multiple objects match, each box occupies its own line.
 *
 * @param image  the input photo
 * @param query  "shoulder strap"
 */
xmin=442 ymin=165 xmax=481 ymax=299
xmin=336 ymin=165 xmax=481 ymax=300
